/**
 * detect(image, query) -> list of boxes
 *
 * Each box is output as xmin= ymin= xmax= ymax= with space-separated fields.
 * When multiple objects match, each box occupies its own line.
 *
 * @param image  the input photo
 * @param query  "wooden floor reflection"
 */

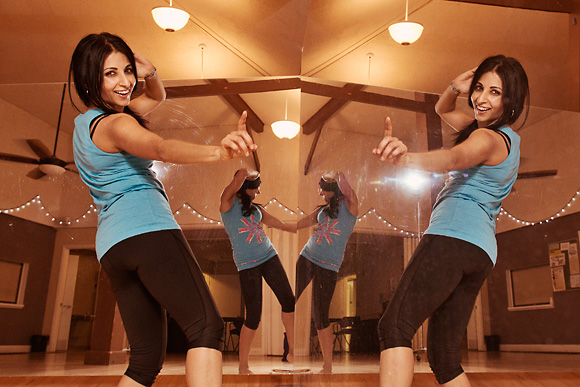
xmin=1 ymin=351 xmax=580 ymax=386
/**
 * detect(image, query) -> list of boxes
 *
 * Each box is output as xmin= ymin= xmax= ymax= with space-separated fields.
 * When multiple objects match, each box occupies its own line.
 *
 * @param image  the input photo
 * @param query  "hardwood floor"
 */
xmin=1 ymin=373 xmax=580 ymax=386
xmin=2 ymin=351 xmax=580 ymax=386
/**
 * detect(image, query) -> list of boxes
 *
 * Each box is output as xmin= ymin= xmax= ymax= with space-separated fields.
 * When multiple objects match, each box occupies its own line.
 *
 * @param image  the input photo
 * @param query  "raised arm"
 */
xmin=373 ymin=117 xmax=506 ymax=173
xmin=260 ymin=208 xmax=297 ymax=233
xmin=93 ymin=110 xmax=257 ymax=165
xmin=220 ymin=169 xmax=251 ymax=213
xmin=297 ymin=208 xmax=319 ymax=230
xmin=129 ymin=53 xmax=166 ymax=116
xmin=434 ymin=68 xmax=477 ymax=131
xmin=336 ymin=171 xmax=359 ymax=216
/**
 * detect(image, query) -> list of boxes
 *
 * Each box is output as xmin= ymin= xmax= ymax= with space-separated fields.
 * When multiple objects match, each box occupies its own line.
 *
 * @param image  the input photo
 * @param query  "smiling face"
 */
xmin=471 ymin=71 xmax=504 ymax=128
xmin=100 ymin=51 xmax=136 ymax=112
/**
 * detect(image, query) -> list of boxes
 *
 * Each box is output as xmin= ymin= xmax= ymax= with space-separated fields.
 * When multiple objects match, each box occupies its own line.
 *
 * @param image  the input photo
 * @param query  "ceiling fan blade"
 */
xmin=0 ymin=152 xmax=39 ymax=165
xmin=517 ymin=169 xmax=558 ymax=179
xmin=26 ymin=167 xmax=46 ymax=180
xmin=65 ymin=165 xmax=79 ymax=174
xmin=26 ymin=139 xmax=52 ymax=159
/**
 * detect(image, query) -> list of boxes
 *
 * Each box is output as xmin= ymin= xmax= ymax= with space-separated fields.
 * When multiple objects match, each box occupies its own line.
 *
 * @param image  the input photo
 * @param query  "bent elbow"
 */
xmin=155 ymin=140 xmax=172 ymax=163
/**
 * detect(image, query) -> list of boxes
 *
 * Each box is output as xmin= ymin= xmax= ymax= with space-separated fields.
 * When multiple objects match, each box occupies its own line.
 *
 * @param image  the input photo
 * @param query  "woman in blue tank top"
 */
xmin=373 ymin=55 xmax=529 ymax=387
xmin=69 ymin=33 xmax=257 ymax=387
xmin=295 ymin=171 xmax=358 ymax=373
xmin=220 ymin=169 xmax=296 ymax=374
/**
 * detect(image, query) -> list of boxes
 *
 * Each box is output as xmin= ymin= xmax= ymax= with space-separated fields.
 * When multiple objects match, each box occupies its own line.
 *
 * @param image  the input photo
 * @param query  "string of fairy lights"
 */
xmin=3 ymin=190 xmax=580 ymax=232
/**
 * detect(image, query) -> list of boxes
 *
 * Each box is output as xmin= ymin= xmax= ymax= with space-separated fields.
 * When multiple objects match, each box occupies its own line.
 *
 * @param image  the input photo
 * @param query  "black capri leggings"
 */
xmin=377 ymin=234 xmax=493 ymax=384
xmin=100 ymin=229 xmax=224 ymax=387
xmin=295 ymin=255 xmax=338 ymax=330
xmin=238 ymin=255 xmax=295 ymax=330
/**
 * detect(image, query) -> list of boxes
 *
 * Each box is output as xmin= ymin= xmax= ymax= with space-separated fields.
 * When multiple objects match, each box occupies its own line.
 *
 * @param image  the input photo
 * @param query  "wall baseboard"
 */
xmin=501 ymin=344 xmax=580 ymax=353
xmin=0 ymin=345 xmax=31 ymax=354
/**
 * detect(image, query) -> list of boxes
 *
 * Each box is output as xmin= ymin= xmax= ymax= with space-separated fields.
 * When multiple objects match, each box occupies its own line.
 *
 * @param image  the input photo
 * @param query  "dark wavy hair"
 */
xmin=235 ymin=171 xmax=262 ymax=217
xmin=455 ymin=55 xmax=529 ymax=145
xmin=68 ymin=32 xmax=146 ymax=126
xmin=318 ymin=177 xmax=344 ymax=219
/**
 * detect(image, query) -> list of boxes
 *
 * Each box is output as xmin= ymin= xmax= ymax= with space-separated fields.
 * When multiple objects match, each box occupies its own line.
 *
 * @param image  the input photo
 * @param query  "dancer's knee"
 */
xmin=184 ymin=313 xmax=225 ymax=351
xmin=244 ymin=308 xmax=261 ymax=330
xmin=125 ymin=351 xmax=164 ymax=387
xmin=427 ymin=344 xmax=464 ymax=384
xmin=429 ymin=361 xmax=464 ymax=384
xmin=377 ymin=313 xmax=415 ymax=351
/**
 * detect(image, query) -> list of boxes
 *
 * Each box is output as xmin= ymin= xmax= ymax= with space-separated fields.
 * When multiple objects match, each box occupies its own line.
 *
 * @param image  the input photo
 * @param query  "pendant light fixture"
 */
xmin=388 ymin=0 xmax=424 ymax=45
xmin=151 ymin=0 xmax=190 ymax=32
xmin=271 ymin=92 xmax=300 ymax=139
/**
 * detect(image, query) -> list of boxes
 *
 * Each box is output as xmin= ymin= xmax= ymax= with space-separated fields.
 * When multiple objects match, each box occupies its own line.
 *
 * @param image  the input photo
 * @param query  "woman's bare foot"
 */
xmin=319 ymin=363 xmax=332 ymax=374
xmin=238 ymin=366 xmax=254 ymax=375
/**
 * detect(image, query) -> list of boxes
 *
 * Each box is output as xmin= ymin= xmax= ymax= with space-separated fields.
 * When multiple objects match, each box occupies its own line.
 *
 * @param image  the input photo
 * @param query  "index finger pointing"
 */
xmin=384 ymin=117 xmax=393 ymax=138
xmin=238 ymin=111 xmax=248 ymax=132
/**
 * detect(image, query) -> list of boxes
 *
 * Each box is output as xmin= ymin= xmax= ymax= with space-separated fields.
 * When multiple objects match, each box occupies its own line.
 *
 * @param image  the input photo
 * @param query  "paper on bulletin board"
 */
xmin=570 ymin=274 xmax=580 ymax=288
xmin=561 ymin=241 xmax=570 ymax=251
xmin=549 ymin=251 xmax=566 ymax=267
xmin=568 ymin=243 xmax=580 ymax=275
xmin=552 ymin=266 xmax=566 ymax=291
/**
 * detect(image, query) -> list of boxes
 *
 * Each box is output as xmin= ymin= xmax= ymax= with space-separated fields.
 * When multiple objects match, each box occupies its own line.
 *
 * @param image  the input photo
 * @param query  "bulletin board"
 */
xmin=548 ymin=238 xmax=580 ymax=292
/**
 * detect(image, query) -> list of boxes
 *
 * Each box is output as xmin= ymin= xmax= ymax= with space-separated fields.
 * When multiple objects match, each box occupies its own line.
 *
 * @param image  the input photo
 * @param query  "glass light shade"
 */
xmin=271 ymin=120 xmax=300 ymax=139
xmin=151 ymin=7 xmax=190 ymax=32
xmin=388 ymin=21 xmax=424 ymax=45
xmin=39 ymin=164 xmax=66 ymax=176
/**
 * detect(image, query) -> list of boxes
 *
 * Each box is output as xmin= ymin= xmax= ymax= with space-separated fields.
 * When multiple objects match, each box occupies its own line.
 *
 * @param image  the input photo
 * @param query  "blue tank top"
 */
xmin=220 ymin=198 xmax=278 ymax=271
xmin=300 ymin=200 xmax=357 ymax=272
xmin=73 ymin=109 xmax=180 ymax=260
xmin=425 ymin=127 xmax=520 ymax=264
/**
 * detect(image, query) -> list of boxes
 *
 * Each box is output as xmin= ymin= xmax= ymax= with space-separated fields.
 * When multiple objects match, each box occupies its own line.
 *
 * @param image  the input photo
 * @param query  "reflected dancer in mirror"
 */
xmin=220 ymin=169 xmax=296 ymax=374
xmin=295 ymin=171 xmax=359 ymax=373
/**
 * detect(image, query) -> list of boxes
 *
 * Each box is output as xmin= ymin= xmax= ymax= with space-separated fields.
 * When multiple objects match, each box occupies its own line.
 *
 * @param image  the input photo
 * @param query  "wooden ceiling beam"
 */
xmin=302 ymin=84 xmax=365 ymax=175
xmin=446 ymin=0 xmax=580 ymax=13
xmin=165 ymin=77 xmax=432 ymax=113
xmin=303 ymin=126 xmax=324 ymax=176
xmin=302 ymin=83 xmax=365 ymax=135
xmin=207 ymin=79 xmax=265 ymax=133
xmin=300 ymin=80 xmax=431 ymax=113
xmin=206 ymin=79 xmax=264 ymax=171
xmin=165 ymin=77 xmax=301 ymax=99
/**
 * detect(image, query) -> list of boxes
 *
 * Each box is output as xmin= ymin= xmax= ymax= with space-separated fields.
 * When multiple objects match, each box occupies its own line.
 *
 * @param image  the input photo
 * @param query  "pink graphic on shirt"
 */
xmin=313 ymin=218 xmax=341 ymax=245
xmin=238 ymin=215 xmax=266 ymax=243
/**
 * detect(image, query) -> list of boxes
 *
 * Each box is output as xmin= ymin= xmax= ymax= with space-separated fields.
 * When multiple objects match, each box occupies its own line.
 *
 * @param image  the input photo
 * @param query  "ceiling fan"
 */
xmin=517 ymin=169 xmax=558 ymax=179
xmin=0 ymin=83 xmax=77 ymax=179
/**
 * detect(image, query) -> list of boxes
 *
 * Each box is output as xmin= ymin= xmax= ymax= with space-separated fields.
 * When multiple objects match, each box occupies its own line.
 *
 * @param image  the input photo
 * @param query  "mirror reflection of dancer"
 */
xmin=220 ymin=169 xmax=296 ymax=374
xmin=373 ymin=55 xmax=529 ymax=387
xmin=295 ymin=171 xmax=358 ymax=373
xmin=69 ymin=33 xmax=257 ymax=387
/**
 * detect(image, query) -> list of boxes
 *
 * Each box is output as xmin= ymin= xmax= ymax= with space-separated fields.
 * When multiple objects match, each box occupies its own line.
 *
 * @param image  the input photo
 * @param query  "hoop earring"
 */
xmin=511 ymin=109 xmax=515 ymax=117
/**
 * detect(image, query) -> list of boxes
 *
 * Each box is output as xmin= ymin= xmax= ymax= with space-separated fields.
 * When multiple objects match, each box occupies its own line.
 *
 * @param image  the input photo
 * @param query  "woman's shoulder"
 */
xmin=470 ymin=127 xmax=514 ymax=144
xmin=76 ymin=108 xmax=104 ymax=121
